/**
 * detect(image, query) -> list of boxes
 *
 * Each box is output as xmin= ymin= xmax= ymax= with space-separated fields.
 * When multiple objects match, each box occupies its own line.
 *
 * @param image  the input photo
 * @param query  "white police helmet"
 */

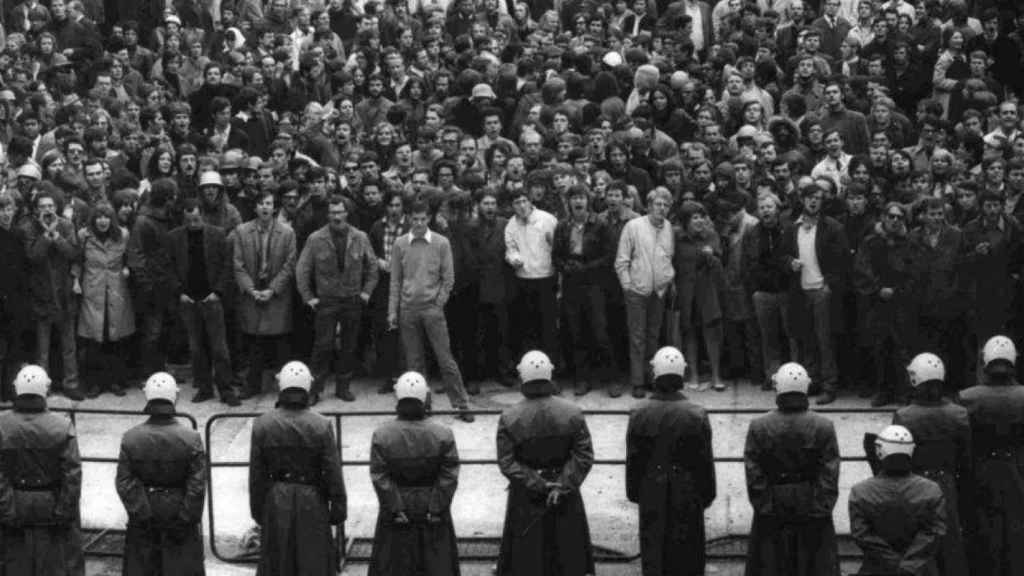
xmin=651 ymin=346 xmax=687 ymax=379
xmin=907 ymin=353 xmax=945 ymax=387
xmin=144 ymin=372 xmax=179 ymax=403
xmin=774 ymin=362 xmax=810 ymax=395
xmin=982 ymin=335 xmax=1017 ymax=371
xmin=875 ymin=425 xmax=915 ymax=459
xmin=13 ymin=365 xmax=50 ymax=397
xmin=517 ymin=350 xmax=554 ymax=383
xmin=277 ymin=361 xmax=313 ymax=391
xmin=395 ymin=371 xmax=429 ymax=403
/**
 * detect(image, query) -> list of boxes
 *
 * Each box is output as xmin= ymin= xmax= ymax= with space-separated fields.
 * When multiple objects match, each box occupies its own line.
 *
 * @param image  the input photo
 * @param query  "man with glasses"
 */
xmin=853 ymin=202 xmax=915 ymax=406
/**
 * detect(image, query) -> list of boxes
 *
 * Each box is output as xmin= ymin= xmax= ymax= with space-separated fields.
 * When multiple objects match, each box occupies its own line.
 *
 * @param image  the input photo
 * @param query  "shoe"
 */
xmin=238 ymin=388 xmax=260 ymax=400
xmin=111 ymin=384 xmax=126 ymax=397
xmin=608 ymin=382 xmax=624 ymax=398
xmin=457 ymin=408 xmax=475 ymax=423
xmin=64 ymin=387 xmax=85 ymax=401
xmin=84 ymin=387 xmax=101 ymax=399
xmin=573 ymin=380 xmax=590 ymax=396
xmin=713 ymin=381 xmax=728 ymax=392
xmin=222 ymin=392 xmax=241 ymax=407
xmin=816 ymin=391 xmax=837 ymax=405
xmin=335 ymin=379 xmax=355 ymax=402
xmin=466 ymin=380 xmax=481 ymax=395
xmin=631 ymin=386 xmax=646 ymax=399
xmin=858 ymin=386 xmax=874 ymax=398
xmin=192 ymin=390 xmax=215 ymax=403
xmin=378 ymin=378 xmax=396 ymax=395
xmin=870 ymin=393 xmax=892 ymax=407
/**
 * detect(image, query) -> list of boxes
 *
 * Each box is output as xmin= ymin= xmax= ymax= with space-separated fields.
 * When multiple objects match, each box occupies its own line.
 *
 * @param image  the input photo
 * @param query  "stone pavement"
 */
xmin=52 ymin=373 xmax=892 ymax=575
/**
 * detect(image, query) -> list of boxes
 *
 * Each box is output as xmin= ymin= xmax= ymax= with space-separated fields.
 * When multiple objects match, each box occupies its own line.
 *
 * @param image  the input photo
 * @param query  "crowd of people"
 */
xmin=0 ymin=0 xmax=1023 ymax=417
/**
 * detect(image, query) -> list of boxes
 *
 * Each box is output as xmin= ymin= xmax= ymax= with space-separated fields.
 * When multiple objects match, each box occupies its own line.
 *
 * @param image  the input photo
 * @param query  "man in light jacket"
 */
xmin=615 ymin=187 xmax=675 ymax=399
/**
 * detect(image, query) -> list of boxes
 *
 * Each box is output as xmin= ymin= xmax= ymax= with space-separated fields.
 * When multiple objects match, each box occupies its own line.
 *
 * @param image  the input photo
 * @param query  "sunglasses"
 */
xmin=886 ymin=213 xmax=905 ymax=220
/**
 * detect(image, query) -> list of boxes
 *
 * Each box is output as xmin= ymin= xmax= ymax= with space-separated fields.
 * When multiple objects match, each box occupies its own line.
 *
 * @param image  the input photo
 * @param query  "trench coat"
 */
xmin=22 ymin=217 xmax=80 ymax=322
xmin=231 ymin=220 xmax=297 ymax=336
xmin=249 ymin=392 xmax=347 ymax=576
xmin=893 ymin=400 xmax=971 ymax=576
xmin=626 ymin=390 xmax=716 ymax=576
xmin=960 ymin=216 xmax=1022 ymax=342
xmin=849 ymin=471 xmax=946 ymax=576
xmin=116 ymin=408 xmax=206 ymax=576
xmin=957 ymin=380 xmax=1024 ymax=576
xmin=0 ymin=396 xmax=84 ymax=576
xmin=674 ymin=230 xmax=725 ymax=328
xmin=368 ymin=416 xmax=461 ymax=576
xmin=76 ymin=228 xmax=136 ymax=342
xmin=743 ymin=398 xmax=841 ymax=576
xmin=852 ymin=229 xmax=917 ymax=347
xmin=496 ymin=382 xmax=596 ymax=576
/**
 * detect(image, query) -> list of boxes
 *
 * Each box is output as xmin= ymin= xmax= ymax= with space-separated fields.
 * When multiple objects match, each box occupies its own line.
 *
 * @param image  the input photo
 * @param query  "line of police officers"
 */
xmin=2 ymin=335 xmax=1024 ymax=576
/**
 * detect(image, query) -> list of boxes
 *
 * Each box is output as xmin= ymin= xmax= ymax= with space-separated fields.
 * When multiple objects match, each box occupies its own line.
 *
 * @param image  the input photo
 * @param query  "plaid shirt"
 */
xmin=382 ymin=216 xmax=406 ymax=266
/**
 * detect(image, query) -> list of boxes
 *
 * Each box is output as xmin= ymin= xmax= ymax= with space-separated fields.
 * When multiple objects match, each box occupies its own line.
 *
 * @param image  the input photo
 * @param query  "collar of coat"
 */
xmin=13 ymin=394 xmax=46 ymax=413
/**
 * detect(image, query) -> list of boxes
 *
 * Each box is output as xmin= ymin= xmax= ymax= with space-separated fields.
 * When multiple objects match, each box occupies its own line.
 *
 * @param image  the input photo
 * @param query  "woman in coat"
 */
xmin=77 ymin=202 xmax=135 ymax=397
xmin=673 ymin=201 xmax=726 ymax=391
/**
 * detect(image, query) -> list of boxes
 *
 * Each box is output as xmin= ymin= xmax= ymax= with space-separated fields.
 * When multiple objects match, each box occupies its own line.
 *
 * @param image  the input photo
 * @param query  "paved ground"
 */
xmin=52 ymin=372 xmax=893 ymax=575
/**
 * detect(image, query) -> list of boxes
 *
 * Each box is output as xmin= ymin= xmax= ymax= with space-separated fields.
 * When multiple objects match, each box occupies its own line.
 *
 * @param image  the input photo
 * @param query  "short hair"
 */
xmin=646 ymin=187 xmax=672 ymax=206
xmin=149 ymin=178 xmax=178 ymax=207
xmin=409 ymin=200 xmax=430 ymax=215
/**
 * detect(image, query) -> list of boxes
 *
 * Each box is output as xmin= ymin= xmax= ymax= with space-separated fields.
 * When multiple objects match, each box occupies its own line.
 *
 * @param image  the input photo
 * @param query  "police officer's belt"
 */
xmin=267 ymin=470 xmax=320 ymax=486
xmin=984 ymin=448 xmax=1016 ymax=460
xmin=394 ymin=477 xmax=436 ymax=487
xmin=770 ymin=472 xmax=815 ymax=485
xmin=919 ymin=468 xmax=949 ymax=480
xmin=648 ymin=464 xmax=691 ymax=475
xmin=145 ymin=484 xmax=185 ymax=493
xmin=12 ymin=479 xmax=58 ymax=492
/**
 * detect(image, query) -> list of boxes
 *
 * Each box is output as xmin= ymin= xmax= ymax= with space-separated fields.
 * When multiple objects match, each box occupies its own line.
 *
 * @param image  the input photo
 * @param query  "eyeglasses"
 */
xmin=886 ymin=213 xmax=904 ymax=220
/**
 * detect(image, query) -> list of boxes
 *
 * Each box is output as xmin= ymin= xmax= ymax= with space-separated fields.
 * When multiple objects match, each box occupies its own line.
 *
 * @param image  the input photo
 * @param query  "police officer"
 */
xmin=627 ymin=346 xmax=716 ymax=576
xmin=249 ymin=360 xmax=347 ymax=576
xmin=0 ymin=365 xmax=83 ymax=576
xmin=368 ymin=371 xmax=461 ymax=576
xmin=892 ymin=353 xmax=970 ymax=576
xmin=743 ymin=362 xmax=841 ymax=576
xmin=958 ymin=335 xmax=1024 ymax=576
xmin=496 ymin=350 xmax=595 ymax=576
xmin=849 ymin=425 xmax=947 ymax=576
xmin=116 ymin=372 xmax=206 ymax=576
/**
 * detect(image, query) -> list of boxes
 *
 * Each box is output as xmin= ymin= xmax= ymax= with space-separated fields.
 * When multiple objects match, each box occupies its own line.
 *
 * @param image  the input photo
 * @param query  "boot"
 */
xmin=335 ymin=377 xmax=355 ymax=402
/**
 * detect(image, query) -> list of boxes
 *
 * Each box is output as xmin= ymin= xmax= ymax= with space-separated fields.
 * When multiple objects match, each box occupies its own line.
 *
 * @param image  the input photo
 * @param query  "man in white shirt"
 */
xmin=505 ymin=190 xmax=560 ymax=373
xmin=811 ymin=130 xmax=852 ymax=194
xmin=615 ymin=188 xmax=675 ymax=398
xmin=782 ymin=184 xmax=849 ymax=405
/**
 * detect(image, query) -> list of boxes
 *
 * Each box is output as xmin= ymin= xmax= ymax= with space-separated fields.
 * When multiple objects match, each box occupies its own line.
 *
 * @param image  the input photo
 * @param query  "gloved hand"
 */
xmin=545 ymin=482 xmax=564 ymax=508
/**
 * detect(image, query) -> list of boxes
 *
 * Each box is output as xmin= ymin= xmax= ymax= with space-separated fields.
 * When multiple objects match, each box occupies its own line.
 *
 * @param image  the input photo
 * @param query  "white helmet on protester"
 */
xmin=907 ymin=353 xmax=945 ymax=387
xmin=277 ymin=361 xmax=313 ymax=391
xmin=395 ymin=371 xmax=429 ymax=403
xmin=982 ymin=335 xmax=1017 ymax=371
xmin=13 ymin=365 xmax=50 ymax=397
xmin=198 ymin=171 xmax=223 ymax=188
xmin=144 ymin=372 xmax=179 ymax=403
xmin=773 ymin=362 xmax=811 ymax=395
xmin=517 ymin=351 xmax=554 ymax=383
xmin=651 ymin=347 xmax=687 ymax=379
xmin=875 ymin=425 xmax=915 ymax=460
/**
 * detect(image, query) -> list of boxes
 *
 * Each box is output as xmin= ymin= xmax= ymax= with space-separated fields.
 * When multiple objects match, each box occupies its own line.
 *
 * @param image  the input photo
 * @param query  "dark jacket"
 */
xmin=853 ymin=228 xmax=917 ymax=337
xmin=496 ymin=381 xmax=595 ymax=576
xmin=471 ymin=215 xmax=512 ymax=305
xmin=0 ymin=397 xmax=83 ymax=575
xmin=249 ymin=393 xmax=347 ymax=576
xmin=167 ymin=224 xmax=231 ymax=299
xmin=552 ymin=215 xmax=612 ymax=286
xmin=741 ymin=220 xmax=789 ymax=294
xmin=626 ymin=390 xmax=715 ymax=576
xmin=743 ymin=397 xmax=841 ymax=576
xmin=961 ymin=215 xmax=1022 ymax=339
xmin=368 ymin=416 xmax=461 ymax=576
xmin=116 ymin=409 xmax=206 ymax=576
xmin=957 ymin=380 xmax=1024 ymax=576
xmin=849 ymin=470 xmax=946 ymax=576
xmin=893 ymin=400 xmax=971 ymax=576
xmin=674 ymin=230 xmax=725 ymax=328
xmin=780 ymin=215 xmax=849 ymax=334
xmin=908 ymin=225 xmax=967 ymax=319
xmin=126 ymin=205 xmax=176 ymax=311
xmin=295 ymin=224 xmax=379 ymax=303
xmin=0 ymin=226 xmax=29 ymax=363
xmin=22 ymin=216 xmax=80 ymax=321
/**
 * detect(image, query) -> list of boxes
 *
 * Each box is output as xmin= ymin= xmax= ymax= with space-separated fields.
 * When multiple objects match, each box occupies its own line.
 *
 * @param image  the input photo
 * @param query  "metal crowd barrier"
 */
xmin=204 ymin=407 xmax=894 ymax=564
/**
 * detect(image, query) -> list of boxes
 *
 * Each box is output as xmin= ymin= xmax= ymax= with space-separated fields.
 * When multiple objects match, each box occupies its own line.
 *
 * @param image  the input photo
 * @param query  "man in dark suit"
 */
xmin=168 ymin=198 xmax=240 ymax=406
xmin=472 ymin=189 xmax=515 ymax=386
xmin=204 ymin=96 xmax=249 ymax=155
xmin=812 ymin=0 xmax=853 ymax=60
xmin=621 ymin=0 xmax=655 ymax=36
xmin=780 ymin=184 xmax=849 ymax=405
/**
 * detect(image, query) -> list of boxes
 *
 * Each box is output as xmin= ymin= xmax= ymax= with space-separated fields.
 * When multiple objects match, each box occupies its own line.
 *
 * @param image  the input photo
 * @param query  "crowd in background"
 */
xmin=0 ymin=0 xmax=1022 ymax=408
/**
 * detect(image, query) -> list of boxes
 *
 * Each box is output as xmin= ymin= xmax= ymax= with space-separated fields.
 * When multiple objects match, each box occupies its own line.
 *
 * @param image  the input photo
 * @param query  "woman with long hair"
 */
xmin=77 ymin=202 xmax=135 ymax=397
